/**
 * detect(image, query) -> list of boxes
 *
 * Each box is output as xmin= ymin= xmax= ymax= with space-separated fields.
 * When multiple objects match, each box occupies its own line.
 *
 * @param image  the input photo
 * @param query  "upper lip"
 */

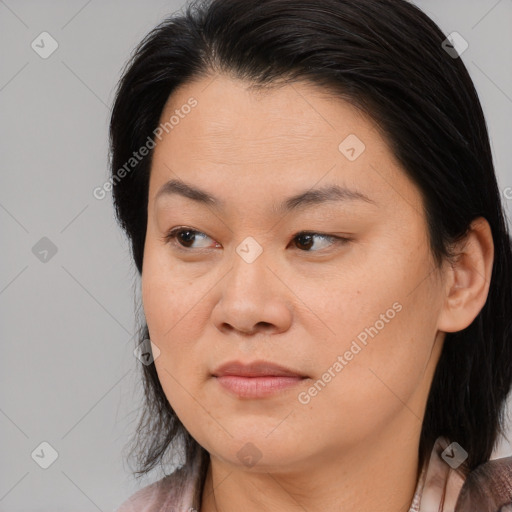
xmin=212 ymin=360 xmax=306 ymax=378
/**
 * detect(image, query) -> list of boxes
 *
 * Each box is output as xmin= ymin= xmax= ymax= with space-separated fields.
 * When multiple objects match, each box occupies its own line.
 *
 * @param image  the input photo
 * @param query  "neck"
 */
xmin=200 ymin=424 xmax=421 ymax=512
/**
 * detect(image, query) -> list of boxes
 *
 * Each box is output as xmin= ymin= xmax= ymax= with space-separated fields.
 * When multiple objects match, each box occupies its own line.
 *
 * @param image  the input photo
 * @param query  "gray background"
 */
xmin=1 ymin=0 xmax=511 ymax=510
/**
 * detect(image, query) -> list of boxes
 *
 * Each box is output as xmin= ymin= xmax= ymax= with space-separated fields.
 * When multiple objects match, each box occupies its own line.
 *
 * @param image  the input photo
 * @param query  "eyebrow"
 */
xmin=154 ymin=178 xmax=376 ymax=214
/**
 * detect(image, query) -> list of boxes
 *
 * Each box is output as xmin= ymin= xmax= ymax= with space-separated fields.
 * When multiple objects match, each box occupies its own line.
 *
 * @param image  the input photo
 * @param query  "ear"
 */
xmin=437 ymin=217 xmax=494 ymax=333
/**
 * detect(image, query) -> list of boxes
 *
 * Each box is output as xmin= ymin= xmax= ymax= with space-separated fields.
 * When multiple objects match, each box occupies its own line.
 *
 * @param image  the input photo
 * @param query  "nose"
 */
xmin=210 ymin=248 xmax=293 ymax=336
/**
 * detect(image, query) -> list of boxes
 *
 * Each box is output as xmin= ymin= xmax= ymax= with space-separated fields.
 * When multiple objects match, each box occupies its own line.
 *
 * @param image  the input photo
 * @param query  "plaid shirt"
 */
xmin=117 ymin=436 xmax=512 ymax=512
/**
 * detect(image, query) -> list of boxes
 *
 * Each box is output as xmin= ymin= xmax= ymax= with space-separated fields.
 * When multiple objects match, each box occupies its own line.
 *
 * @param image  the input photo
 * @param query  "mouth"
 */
xmin=212 ymin=360 xmax=308 ymax=398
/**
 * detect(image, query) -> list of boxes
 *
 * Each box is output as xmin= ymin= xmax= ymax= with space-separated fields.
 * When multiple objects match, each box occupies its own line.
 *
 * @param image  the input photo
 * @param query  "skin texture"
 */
xmin=141 ymin=74 xmax=494 ymax=512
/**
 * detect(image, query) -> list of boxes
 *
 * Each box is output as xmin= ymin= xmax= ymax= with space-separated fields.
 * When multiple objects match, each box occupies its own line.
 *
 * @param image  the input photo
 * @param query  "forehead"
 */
xmin=156 ymin=75 xmax=373 ymax=159
xmin=148 ymin=74 xmax=422 ymax=216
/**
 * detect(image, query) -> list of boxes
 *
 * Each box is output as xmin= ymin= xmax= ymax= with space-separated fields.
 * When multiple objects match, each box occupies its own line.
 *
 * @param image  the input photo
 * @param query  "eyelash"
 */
xmin=162 ymin=227 xmax=351 ymax=253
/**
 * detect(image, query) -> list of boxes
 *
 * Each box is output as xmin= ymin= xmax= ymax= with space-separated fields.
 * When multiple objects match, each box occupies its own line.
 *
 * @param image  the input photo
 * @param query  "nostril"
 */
xmin=255 ymin=321 xmax=274 ymax=331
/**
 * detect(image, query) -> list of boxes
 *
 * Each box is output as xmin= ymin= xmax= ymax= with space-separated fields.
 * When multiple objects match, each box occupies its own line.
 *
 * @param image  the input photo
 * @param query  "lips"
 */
xmin=212 ymin=361 xmax=308 ymax=398
xmin=212 ymin=360 xmax=306 ymax=378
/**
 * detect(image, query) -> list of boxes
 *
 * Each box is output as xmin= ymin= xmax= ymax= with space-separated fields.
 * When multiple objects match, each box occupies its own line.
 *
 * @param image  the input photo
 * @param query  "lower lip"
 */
xmin=214 ymin=375 xmax=305 ymax=398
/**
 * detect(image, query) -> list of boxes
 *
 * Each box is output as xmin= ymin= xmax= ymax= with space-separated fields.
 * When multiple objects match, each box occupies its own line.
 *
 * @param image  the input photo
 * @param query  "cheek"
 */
xmin=141 ymin=252 xmax=197 ymax=380
xmin=142 ymin=242 xmax=203 ymax=335
xmin=304 ymin=249 xmax=439 ymax=406
xmin=311 ymin=282 xmax=439 ymax=432
xmin=140 ymin=241 xmax=223 ymax=388
xmin=143 ymin=269 xmax=209 ymax=430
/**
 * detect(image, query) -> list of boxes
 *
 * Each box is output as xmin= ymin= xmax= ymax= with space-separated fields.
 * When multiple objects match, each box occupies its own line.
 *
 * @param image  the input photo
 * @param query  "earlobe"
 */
xmin=437 ymin=217 xmax=494 ymax=333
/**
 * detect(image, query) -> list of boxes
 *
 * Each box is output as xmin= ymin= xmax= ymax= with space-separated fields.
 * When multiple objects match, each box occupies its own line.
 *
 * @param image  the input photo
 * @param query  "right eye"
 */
xmin=163 ymin=227 xmax=221 ymax=250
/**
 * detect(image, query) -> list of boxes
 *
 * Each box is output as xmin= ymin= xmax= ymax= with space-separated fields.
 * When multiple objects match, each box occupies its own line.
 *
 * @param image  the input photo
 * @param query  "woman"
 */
xmin=109 ymin=0 xmax=512 ymax=510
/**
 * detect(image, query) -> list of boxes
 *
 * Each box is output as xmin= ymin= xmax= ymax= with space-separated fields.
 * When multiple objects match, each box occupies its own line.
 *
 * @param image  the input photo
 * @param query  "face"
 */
xmin=141 ymin=74 xmax=447 ymax=472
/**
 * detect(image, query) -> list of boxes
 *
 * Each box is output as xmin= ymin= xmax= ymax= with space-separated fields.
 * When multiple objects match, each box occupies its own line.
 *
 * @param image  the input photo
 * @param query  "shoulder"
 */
xmin=115 ymin=444 xmax=209 ymax=512
xmin=115 ymin=472 xmax=182 ymax=512
xmin=455 ymin=455 xmax=512 ymax=512
xmin=115 ymin=460 xmax=205 ymax=512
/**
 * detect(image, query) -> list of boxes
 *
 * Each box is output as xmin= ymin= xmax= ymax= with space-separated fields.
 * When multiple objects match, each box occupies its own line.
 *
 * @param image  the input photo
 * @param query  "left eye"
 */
xmin=292 ymin=231 xmax=349 ymax=251
xmin=163 ymin=228 xmax=350 ymax=252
